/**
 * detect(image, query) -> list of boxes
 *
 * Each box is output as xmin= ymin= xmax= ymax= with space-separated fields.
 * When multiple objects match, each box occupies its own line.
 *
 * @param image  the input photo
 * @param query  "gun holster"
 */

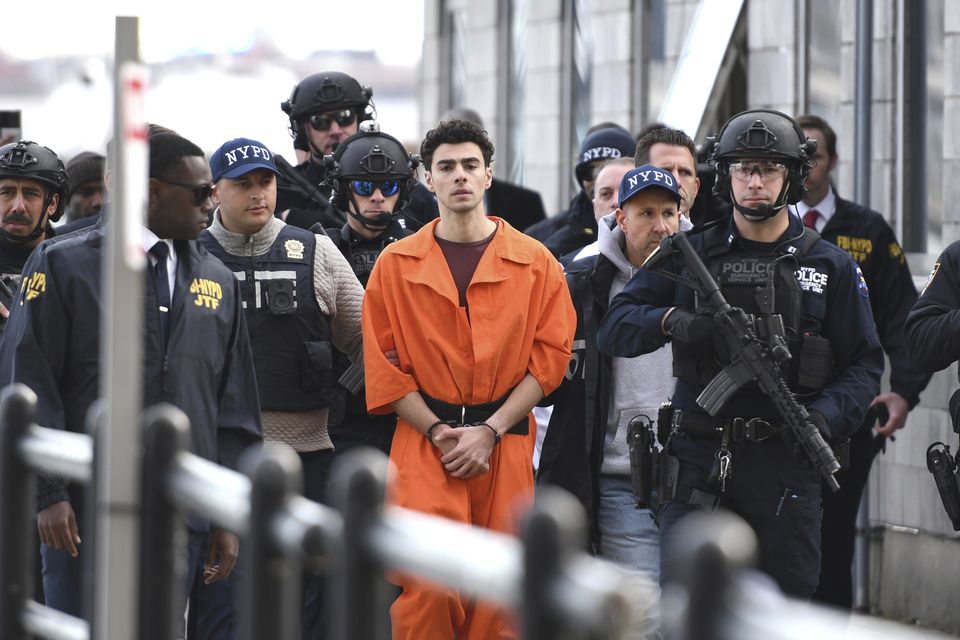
xmin=627 ymin=415 xmax=655 ymax=508
xmin=927 ymin=442 xmax=960 ymax=531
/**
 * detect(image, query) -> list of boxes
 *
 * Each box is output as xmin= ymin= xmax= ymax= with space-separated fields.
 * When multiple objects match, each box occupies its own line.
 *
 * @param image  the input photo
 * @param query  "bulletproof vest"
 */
xmin=202 ymin=226 xmax=334 ymax=411
xmin=328 ymin=222 xmax=409 ymax=288
xmin=674 ymin=227 xmax=832 ymax=395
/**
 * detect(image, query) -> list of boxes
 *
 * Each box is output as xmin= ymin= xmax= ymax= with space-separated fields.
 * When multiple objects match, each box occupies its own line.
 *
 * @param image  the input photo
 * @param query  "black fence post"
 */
xmin=330 ymin=448 xmax=389 ymax=640
xmin=241 ymin=444 xmax=303 ymax=640
xmin=139 ymin=404 xmax=191 ymax=640
xmin=521 ymin=488 xmax=586 ymax=640
xmin=0 ymin=384 xmax=38 ymax=640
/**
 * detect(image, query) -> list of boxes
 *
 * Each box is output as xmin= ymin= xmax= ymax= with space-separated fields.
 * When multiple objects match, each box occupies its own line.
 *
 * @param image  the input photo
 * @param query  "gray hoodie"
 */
xmin=592 ymin=212 xmax=689 ymax=475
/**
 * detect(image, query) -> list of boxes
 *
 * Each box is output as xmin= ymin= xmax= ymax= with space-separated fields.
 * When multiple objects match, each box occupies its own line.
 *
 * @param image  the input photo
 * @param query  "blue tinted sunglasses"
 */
xmin=350 ymin=180 xmax=400 ymax=197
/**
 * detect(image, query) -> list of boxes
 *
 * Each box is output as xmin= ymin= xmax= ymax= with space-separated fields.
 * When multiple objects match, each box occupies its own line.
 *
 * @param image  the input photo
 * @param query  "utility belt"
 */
xmin=657 ymin=405 xmax=850 ymax=479
xmin=421 ymin=391 xmax=529 ymax=436
xmin=671 ymin=409 xmax=783 ymax=443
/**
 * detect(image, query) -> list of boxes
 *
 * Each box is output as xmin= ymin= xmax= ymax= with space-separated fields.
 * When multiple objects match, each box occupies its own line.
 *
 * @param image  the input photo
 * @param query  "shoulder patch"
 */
xmin=921 ymin=262 xmax=940 ymax=296
xmin=888 ymin=242 xmax=905 ymax=265
xmin=856 ymin=265 xmax=870 ymax=298
xmin=20 ymin=271 xmax=46 ymax=303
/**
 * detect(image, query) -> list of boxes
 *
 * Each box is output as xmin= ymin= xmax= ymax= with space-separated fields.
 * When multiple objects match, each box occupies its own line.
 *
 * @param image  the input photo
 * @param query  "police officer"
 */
xmin=793 ymin=114 xmax=932 ymax=608
xmin=199 ymin=136 xmax=364 ymax=640
xmin=526 ymin=124 xmax=636 ymax=258
xmin=0 ymin=131 xmax=263 ymax=633
xmin=318 ymin=121 xmax=418 ymax=457
xmin=0 ymin=140 xmax=69 ymax=321
xmin=596 ymin=109 xmax=883 ymax=597
xmin=277 ymin=70 xmax=436 ymax=232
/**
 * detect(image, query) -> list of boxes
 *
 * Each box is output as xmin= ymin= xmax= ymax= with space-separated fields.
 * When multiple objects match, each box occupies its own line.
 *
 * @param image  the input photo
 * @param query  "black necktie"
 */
xmin=150 ymin=241 xmax=171 ymax=340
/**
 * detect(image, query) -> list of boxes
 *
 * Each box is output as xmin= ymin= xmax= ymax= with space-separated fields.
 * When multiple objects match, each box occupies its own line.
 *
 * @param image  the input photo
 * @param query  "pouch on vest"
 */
xmin=301 ymin=340 xmax=333 ymax=395
xmin=792 ymin=333 xmax=834 ymax=391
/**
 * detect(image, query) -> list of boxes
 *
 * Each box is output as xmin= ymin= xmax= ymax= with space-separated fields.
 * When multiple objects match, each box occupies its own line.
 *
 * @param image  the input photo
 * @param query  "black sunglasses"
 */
xmin=308 ymin=109 xmax=358 ymax=132
xmin=153 ymin=177 xmax=214 ymax=205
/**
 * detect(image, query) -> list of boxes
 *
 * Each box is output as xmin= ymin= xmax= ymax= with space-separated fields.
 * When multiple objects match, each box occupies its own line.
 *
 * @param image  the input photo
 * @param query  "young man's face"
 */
xmin=346 ymin=179 xmax=401 ymax=236
xmin=647 ymin=143 xmax=700 ymax=214
xmin=616 ymin=189 xmax=679 ymax=265
xmin=303 ymin=107 xmax=360 ymax=157
xmin=424 ymin=142 xmax=492 ymax=215
xmin=592 ymin=162 xmax=631 ymax=222
xmin=728 ymin=158 xmax=788 ymax=213
xmin=148 ymin=156 xmax=214 ymax=240
xmin=801 ymin=127 xmax=836 ymax=202
xmin=0 ymin=177 xmax=57 ymax=243
xmin=213 ymin=169 xmax=277 ymax=236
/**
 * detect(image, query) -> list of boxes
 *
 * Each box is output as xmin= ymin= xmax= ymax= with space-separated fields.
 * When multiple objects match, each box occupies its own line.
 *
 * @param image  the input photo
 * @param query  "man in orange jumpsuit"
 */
xmin=362 ymin=119 xmax=576 ymax=640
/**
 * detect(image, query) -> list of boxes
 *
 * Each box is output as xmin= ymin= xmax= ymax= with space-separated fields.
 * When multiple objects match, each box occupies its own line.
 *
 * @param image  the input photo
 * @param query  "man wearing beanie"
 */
xmin=527 ymin=123 xmax=637 ymax=258
xmin=63 ymin=151 xmax=105 ymax=223
xmin=199 ymin=136 xmax=364 ymax=639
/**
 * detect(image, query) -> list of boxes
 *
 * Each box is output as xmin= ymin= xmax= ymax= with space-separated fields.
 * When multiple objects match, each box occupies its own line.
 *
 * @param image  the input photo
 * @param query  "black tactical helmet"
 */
xmin=706 ymin=109 xmax=816 ymax=219
xmin=0 ymin=140 xmax=70 ymax=224
xmin=281 ymin=71 xmax=374 ymax=141
xmin=324 ymin=122 xmax=420 ymax=229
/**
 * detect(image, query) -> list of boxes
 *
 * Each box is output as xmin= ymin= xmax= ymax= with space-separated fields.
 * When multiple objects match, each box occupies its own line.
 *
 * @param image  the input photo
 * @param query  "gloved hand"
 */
xmin=663 ymin=308 xmax=714 ymax=349
xmin=808 ymin=410 xmax=831 ymax=440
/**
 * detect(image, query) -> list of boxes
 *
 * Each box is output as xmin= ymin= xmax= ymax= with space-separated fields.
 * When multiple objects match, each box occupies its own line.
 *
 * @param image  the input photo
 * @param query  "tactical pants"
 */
xmin=387 ymin=421 xmax=533 ymax=640
xmin=658 ymin=432 xmax=822 ymax=597
xmin=814 ymin=423 xmax=877 ymax=608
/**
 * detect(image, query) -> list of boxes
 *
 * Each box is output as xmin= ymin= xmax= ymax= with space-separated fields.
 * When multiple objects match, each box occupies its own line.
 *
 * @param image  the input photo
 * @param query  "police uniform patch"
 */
xmin=21 ymin=271 xmax=46 ymax=303
xmin=921 ymin=262 xmax=940 ymax=296
xmin=190 ymin=278 xmax=223 ymax=310
xmin=856 ymin=265 xmax=870 ymax=298
xmin=888 ymin=242 xmax=905 ymax=266
xmin=284 ymin=239 xmax=305 ymax=260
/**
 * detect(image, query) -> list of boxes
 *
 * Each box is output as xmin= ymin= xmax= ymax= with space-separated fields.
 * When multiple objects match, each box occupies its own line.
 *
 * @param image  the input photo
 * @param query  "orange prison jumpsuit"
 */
xmin=363 ymin=217 xmax=576 ymax=640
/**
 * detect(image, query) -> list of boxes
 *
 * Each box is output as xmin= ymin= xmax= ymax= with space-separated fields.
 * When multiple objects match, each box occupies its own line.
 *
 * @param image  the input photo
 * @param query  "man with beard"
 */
xmin=0 ymin=140 xmax=69 ymax=325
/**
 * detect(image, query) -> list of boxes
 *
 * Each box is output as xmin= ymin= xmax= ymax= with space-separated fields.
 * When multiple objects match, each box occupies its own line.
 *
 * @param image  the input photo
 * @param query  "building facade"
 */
xmin=421 ymin=0 xmax=960 ymax=632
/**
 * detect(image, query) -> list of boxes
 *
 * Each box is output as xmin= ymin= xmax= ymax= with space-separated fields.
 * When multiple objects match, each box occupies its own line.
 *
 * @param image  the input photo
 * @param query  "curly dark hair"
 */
xmin=420 ymin=119 xmax=495 ymax=171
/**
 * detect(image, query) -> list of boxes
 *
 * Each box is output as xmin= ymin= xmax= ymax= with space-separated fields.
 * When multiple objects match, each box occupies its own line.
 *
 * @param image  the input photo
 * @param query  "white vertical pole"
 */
xmin=95 ymin=16 xmax=147 ymax=640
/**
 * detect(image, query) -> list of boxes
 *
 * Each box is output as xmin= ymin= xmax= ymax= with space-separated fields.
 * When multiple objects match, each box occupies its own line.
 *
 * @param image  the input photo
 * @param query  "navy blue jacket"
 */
xmin=906 ymin=239 xmax=960 ymax=373
xmin=820 ymin=197 xmax=930 ymax=406
xmin=596 ymin=214 xmax=884 ymax=440
xmin=536 ymin=252 xmax=614 ymax=544
xmin=0 ymin=223 xmax=262 ymax=516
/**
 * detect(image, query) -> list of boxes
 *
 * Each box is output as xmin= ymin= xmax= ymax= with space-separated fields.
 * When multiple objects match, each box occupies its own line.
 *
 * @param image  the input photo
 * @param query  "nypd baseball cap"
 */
xmin=618 ymin=164 xmax=682 ymax=208
xmin=210 ymin=138 xmax=281 ymax=182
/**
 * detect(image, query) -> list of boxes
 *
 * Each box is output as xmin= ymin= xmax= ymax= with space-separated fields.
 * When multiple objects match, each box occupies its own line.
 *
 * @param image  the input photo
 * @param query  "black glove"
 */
xmin=663 ymin=308 xmax=714 ymax=349
xmin=808 ymin=410 xmax=831 ymax=440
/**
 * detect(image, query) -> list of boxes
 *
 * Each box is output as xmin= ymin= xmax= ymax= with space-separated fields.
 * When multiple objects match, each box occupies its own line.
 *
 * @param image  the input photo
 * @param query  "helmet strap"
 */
xmin=346 ymin=192 xmax=392 ymax=232
xmin=729 ymin=178 xmax=791 ymax=222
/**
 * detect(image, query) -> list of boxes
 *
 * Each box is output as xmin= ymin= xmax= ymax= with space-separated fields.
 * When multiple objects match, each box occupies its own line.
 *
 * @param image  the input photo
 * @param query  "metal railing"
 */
xmin=3 ymin=381 xmax=948 ymax=640
xmin=0 ymin=384 xmax=634 ymax=640
xmin=0 ymin=384 xmax=92 ymax=640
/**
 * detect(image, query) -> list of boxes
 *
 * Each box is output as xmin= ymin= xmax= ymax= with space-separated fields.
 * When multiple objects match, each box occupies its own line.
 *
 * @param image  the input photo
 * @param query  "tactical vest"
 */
xmin=326 ymin=222 xmax=409 ymax=288
xmin=202 ymin=225 xmax=334 ymax=411
xmin=673 ymin=226 xmax=834 ymax=397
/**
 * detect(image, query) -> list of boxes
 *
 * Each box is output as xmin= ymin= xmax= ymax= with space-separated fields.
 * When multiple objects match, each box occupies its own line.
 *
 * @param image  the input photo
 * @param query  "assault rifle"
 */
xmin=644 ymin=230 xmax=841 ymax=492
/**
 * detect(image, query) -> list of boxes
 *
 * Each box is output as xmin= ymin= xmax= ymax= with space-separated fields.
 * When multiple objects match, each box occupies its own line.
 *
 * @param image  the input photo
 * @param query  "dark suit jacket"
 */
xmin=485 ymin=178 xmax=547 ymax=231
